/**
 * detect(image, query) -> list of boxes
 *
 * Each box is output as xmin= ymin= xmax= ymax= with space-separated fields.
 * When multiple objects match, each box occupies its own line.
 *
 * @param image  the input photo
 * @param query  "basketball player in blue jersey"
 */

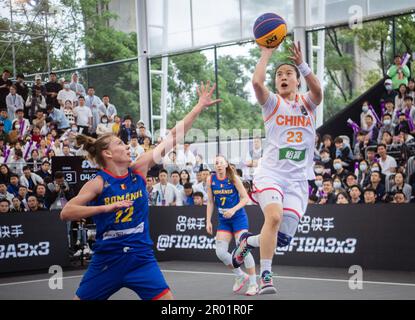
xmin=206 ymin=155 xmax=258 ymax=296
xmin=61 ymin=81 xmax=221 ymax=300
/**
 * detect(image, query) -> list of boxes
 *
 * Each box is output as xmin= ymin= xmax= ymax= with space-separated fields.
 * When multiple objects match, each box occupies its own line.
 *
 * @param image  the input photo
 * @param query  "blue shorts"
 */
xmin=217 ymin=212 xmax=249 ymax=235
xmin=76 ymin=251 xmax=169 ymax=300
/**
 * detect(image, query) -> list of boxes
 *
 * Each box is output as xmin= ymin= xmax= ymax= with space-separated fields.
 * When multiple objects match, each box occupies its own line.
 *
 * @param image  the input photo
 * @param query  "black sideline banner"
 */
xmin=0 ymin=211 xmax=69 ymax=273
xmin=149 ymin=204 xmax=415 ymax=271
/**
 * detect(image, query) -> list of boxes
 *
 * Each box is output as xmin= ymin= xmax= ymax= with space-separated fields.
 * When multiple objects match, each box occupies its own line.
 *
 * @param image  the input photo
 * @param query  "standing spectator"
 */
xmin=363 ymin=188 xmax=377 ymax=204
xmin=349 ymin=185 xmax=363 ymax=204
xmin=381 ymin=79 xmax=397 ymax=104
xmin=118 ymin=116 xmax=137 ymax=144
xmin=390 ymin=172 xmax=412 ymax=203
xmin=244 ymin=137 xmax=263 ymax=181
xmin=12 ymin=109 xmax=30 ymax=138
xmin=181 ymin=183 xmax=195 ymax=206
xmin=98 ymin=95 xmax=117 ymax=122
xmin=179 ymin=169 xmax=191 ymax=186
xmin=46 ymin=105 xmax=70 ymax=133
xmin=96 ymin=115 xmax=113 ymax=137
xmin=27 ymin=195 xmax=43 ymax=212
xmin=136 ymin=119 xmax=152 ymax=139
xmin=336 ymin=192 xmax=350 ymax=204
xmin=193 ymin=168 xmax=210 ymax=199
xmin=141 ymin=136 xmax=153 ymax=153
xmin=0 ymin=182 xmax=14 ymax=203
xmin=6 ymin=85 xmax=24 ymax=120
xmin=0 ymin=108 xmax=12 ymax=133
xmin=321 ymin=134 xmax=336 ymax=160
xmin=387 ymin=55 xmax=411 ymax=90
xmin=27 ymin=149 xmax=42 ymax=172
xmin=364 ymin=114 xmax=379 ymax=142
xmin=163 ymin=150 xmax=182 ymax=176
xmin=34 ymin=184 xmax=50 ymax=209
xmin=32 ymin=74 xmax=46 ymax=96
xmin=57 ymin=81 xmax=77 ymax=109
xmin=14 ymin=73 xmax=29 ymax=103
xmin=35 ymin=160 xmax=52 ymax=181
xmin=85 ymin=86 xmax=102 ymax=134
xmin=20 ymin=166 xmax=44 ymax=193
xmin=45 ymin=72 xmax=62 ymax=109
xmin=152 ymin=169 xmax=182 ymax=206
xmin=170 ymin=171 xmax=184 ymax=193
xmin=402 ymin=96 xmax=415 ymax=126
xmin=146 ymin=176 xmax=156 ymax=206
xmin=25 ymin=86 xmax=47 ymax=117
xmin=344 ymin=173 xmax=358 ymax=190
xmin=0 ymin=164 xmax=12 ymax=185
xmin=367 ymin=171 xmax=386 ymax=201
xmin=7 ymin=174 xmax=20 ymax=197
xmin=360 ymin=101 xmax=378 ymax=130
xmin=317 ymin=178 xmax=336 ymax=204
xmin=0 ymin=69 xmax=12 ymax=107
xmin=334 ymin=137 xmax=353 ymax=168
xmin=74 ymin=96 xmax=93 ymax=135
xmin=392 ymin=191 xmax=407 ymax=204
xmin=178 ymin=142 xmax=196 ymax=168
xmin=136 ymin=126 xmax=149 ymax=145
xmin=0 ymin=199 xmax=10 ymax=213
xmin=332 ymin=158 xmax=349 ymax=180
xmin=69 ymin=73 xmax=86 ymax=99
xmin=377 ymin=113 xmax=395 ymax=143
xmin=408 ymin=79 xmax=415 ymax=100
xmin=377 ymin=144 xmax=397 ymax=176
xmin=357 ymin=159 xmax=371 ymax=187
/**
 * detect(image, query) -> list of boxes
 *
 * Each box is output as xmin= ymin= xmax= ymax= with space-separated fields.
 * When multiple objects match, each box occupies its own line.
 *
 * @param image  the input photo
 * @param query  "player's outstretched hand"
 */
xmin=196 ymin=80 xmax=222 ymax=109
xmin=288 ymin=41 xmax=304 ymax=65
xmin=104 ymin=200 xmax=134 ymax=213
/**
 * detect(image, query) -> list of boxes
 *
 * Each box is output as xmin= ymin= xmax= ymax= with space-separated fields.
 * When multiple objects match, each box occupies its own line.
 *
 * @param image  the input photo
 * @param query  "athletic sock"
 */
xmin=249 ymin=274 xmax=257 ymax=285
xmin=232 ymin=267 xmax=244 ymax=276
xmin=247 ymin=235 xmax=260 ymax=247
xmin=260 ymin=259 xmax=272 ymax=276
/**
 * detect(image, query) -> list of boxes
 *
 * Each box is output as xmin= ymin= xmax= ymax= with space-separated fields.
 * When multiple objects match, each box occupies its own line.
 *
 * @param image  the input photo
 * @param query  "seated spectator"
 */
xmin=146 ymin=176 xmax=156 ymax=206
xmin=137 ymin=126 xmax=149 ymax=145
xmin=344 ymin=173 xmax=358 ymax=190
xmin=354 ymin=131 xmax=371 ymax=160
xmin=395 ymin=83 xmax=408 ymax=111
xmin=98 ymin=95 xmax=117 ymax=122
xmin=390 ymin=172 xmax=412 ymax=203
xmin=6 ymin=85 xmax=24 ymax=121
xmin=179 ymin=169 xmax=191 ymax=186
xmin=408 ymin=79 xmax=415 ymax=100
xmin=308 ymin=194 xmax=318 ymax=204
xmin=310 ymin=174 xmax=324 ymax=196
xmin=141 ymin=136 xmax=154 ymax=153
xmin=242 ymin=180 xmax=254 ymax=205
xmin=129 ymin=135 xmax=144 ymax=162
xmin=10 ymin=197 xmax=24 ymax=212
xmin=397 ymin=127 xmax=414 ymax=144
xmin=377 ymin=144 xmax=397 ymax=176
xmin=12 ymin=109 xmax=30 ymax=137
xmin=334 ymin=137 xmax=353 ymax=168
xmin=35 ymin=160 xmax=52 ymax=181
xmin=112 ymin=115 xmax=121 ymax=135
xmin=25 ymin=85 xmax=46 ymax=116
xmin=377 ymin=113 xmax=395 ymax=144
xmin=0 ymin=198 xmax=10 ymax=213
xmin=336 ymin=191 xmax=350 ymax=204
xmin=321 ymin=134 xmax=336 ymax=160
xmin=317 ymin=178 xmax=336 ymax=204
xmin=364 ymin=114 xmax=379 ymax=143
xmin=348 ymin=185 xmax=363 ymax=204
xmin=96 ymin=115 xmax=113 ymax=137
xmin=402 ymin=96 xmax=415 ymax=126
xmin=136 ymin=119 xmax=152 ymax=138
xmin=163 ymin=150 xmax=182 ymax=176
xmin=20 ymin=166 xmax=44 ymax=193
xmin=380 ymin=131 xmax=393 ymax=147
xmin=333 ymin=175 xmax=346 ymax=195
xmin=0 ymin=164 xmax=12 ymax=185
xmin=0 ymin=182 xmax=14 ymax=202
xmin=366 ymin=146 xmax=378 ymax=165
xmin=34 ymin=184 xmax=50 ymax=209
xmin=394 ymin=113 xmax=411 ymax=136
xmin=7 ymin=174 xmax=20 ymax=197
xmin=61 ymin=145 xmax=73 ymax=157
xmin=47 ymin=171 xmax=75 ymax=210
xmin=8 ymin=149 xmax=26 ymax=176
xmin=332 ymin=158 xmax=349 ymax=180
xmin=27 ymin=195 xmax=43 ymax=212
xmin=118 ymin=116 xmax=137 ymax=144
xmin=194 ymin=154 xmax=211 ymax=173
xmin=193 ymin=192 xmax=204 ymax=206
xmin=151 ymin=169 xmax=182 ymax=206
xmin=46 ymin=104 xmax=70 ymax=133
xmin=360 ymin=101 xmax=378 ymax=131
xmin=392 ymin=191 xmax=407 ymax=204
xmin=170 ymin=171 xmax=184 ymax=192
xmin=0 ymin=108 xmax=12 ymax=134
xmin=380 ymin=79 xmax=397 ymax=104
xmin=363 ymin=188 xmax=377 ymax=204
xmin=32 ymin=109 xmax=47 ymax=132
xmin=194 ymin=168 xmax=210 ymax=199
xmin=367 ymin=171 xmax=386 ymax=201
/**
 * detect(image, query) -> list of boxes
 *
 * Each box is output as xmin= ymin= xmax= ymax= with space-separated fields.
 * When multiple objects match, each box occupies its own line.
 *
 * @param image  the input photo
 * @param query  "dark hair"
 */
xmin=0 ymin=198 xmax=10 ymax=205
xmin=170 ymin=171 xmax=180 ymax=177
xmin=78 ymin=96 xmax=85 ymax=100
xmin=349 ymin=185 xmax=362 ymax=192
xmin=102 ymin=95 xmax=109 ymax=98
xmin=179 ymin=170 xmax=191 ymax=185
xmin=364 ymin=114 xmax=373 ymax=120
xmin=394 ymin=191 xmax=406 ymax=199
xmin=323 ymin=178 xmax=333 ymax=184
xmin=336 ymin=191 xmax=350 ymax=203
xmin=184 ymin=182 xmax=193 ymax=189
xmin=193 ymin=191 xmax=204 ymax=199
xmin=377 ymin=143 xmax=387 ymax=150
xmin=158 ymin=169 xmax=168 ymax=176
xmin=14 ymin=149 xmax=23 ymax=158
xmin=346 ymin=173 xmax=357 ymax=180
xmin=22 ymin=166 xmax=31 ymax=172
xmin=364 ymin=188 xmax=376 ymax=195
xmin=334 ymin=137 xmax=343 ymax=144
xmin=54 ymin=171 xmax=64 ymax=180
xmin=274 ymin=63 xmax=301 ymax=82
xmin=398 ymin=83 xmax=407 ymax=98
xmin=404 ymin=95 xmax=413 ymax=101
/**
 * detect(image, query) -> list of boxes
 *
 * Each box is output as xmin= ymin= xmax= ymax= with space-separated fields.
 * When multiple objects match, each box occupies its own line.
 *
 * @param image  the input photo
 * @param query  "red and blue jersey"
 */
xmin=89 ymin=168 xmax=152 ymax=254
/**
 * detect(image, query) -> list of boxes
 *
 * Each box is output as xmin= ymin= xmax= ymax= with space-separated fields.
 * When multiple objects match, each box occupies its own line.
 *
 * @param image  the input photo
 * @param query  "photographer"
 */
xmin=47 ymin=171 xmax=75 ymax=210
xmin=25 ymin=85 xmax=46 ymax=119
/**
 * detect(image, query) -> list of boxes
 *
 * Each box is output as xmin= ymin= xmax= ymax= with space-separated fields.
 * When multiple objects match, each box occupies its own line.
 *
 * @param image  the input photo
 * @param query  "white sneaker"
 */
xmin=233 ymin=273 xmax=249 ymax=293
xmin=245 ymin=283 xmax=259 ymax=296
xmin=73 ymin=249 xmax=82 ymax=257
xmin=83 ymin=246 xmax=92 ymax=255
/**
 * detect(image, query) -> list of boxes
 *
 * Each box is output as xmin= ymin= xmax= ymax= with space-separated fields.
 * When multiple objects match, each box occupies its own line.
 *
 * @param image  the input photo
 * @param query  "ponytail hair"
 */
xmin=215 ymin=155 xmax=238 ymax=184
xmin=76 ymin=133 xmax=113 ymax=168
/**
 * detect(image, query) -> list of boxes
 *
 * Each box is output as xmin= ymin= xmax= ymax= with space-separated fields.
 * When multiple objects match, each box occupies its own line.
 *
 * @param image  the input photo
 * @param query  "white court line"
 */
xmin=1 ymin=269 xmax=415 ymax=288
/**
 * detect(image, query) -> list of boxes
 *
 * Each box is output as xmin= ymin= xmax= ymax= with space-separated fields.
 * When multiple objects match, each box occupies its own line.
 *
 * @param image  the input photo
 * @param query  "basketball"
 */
xmin=253 ymin=13 xmax=287 ymax=48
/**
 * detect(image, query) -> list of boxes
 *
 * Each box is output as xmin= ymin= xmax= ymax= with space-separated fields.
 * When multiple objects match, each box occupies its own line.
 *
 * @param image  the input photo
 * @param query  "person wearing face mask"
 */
xmin=334 ymin=137 xmax=353 ymax=169
xmin=57 ymin=81 xmax=77 ymax=109
xmin=360 ymin=101 xmax=377 ymax=131
xmin=319 ymin=149 xmax=333 ymax=174
xmin=377 ymin=113 xmax=395 ymax=143
xmin=96 ymin=115 xmax=113 ymax=137
xmin=311 ymin=174 xmax=324 ymax=197
xmin=357 ymin=160 xmax=370 ymax=187
xmin=381 ymin=79 xmax=397 ymax=104
xmin=332 ymin=158 xmax=349 ymax=181
xmin=332 ymin=175 xmax=345 ymax=195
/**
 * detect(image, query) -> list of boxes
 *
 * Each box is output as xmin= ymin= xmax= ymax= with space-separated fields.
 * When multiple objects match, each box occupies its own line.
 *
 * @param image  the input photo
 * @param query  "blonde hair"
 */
xmin=76 ymin=133 xmax=114 ymax=168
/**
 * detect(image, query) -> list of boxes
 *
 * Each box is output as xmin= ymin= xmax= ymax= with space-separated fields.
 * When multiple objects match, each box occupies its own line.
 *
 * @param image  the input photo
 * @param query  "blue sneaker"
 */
xmin=259 ymin=271 xmax=277 ymax=295
xmin=231 ymin=232 xmax=254 ymax=268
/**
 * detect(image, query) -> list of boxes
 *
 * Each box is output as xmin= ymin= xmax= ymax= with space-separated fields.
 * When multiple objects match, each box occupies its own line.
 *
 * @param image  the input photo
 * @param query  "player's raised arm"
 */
xmin=289 ymin=41 xmax=323 ymax=106
xmin=130 ymin=81 xmax=221 ymax=175
xmin=252 ymin=46 xmax=277 ymax=105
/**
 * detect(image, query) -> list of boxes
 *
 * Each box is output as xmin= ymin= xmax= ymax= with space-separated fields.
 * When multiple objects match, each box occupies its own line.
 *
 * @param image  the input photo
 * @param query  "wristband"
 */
xmin=297 ymin=62 xmax=312 ymax=77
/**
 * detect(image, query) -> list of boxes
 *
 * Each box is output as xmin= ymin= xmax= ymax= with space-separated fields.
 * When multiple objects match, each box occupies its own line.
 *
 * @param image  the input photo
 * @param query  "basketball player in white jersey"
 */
xmin=232 ymin=41 xmax=322 ymax=294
